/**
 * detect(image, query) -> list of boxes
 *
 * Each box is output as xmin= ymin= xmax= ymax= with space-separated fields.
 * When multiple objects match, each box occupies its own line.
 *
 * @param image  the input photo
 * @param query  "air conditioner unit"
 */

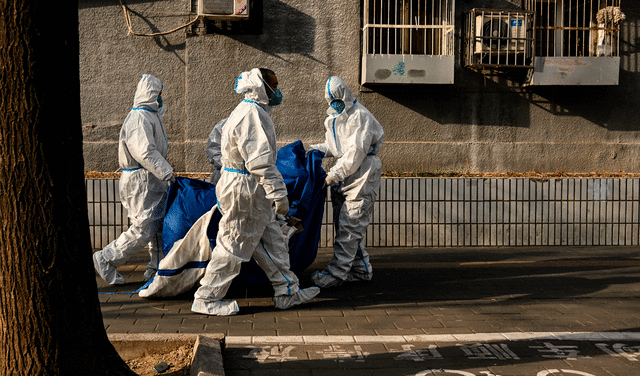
xmin=474 ymin=13 xmax=528 ymax=54
xmin=198 ymin=0 xmax=249 ymax=20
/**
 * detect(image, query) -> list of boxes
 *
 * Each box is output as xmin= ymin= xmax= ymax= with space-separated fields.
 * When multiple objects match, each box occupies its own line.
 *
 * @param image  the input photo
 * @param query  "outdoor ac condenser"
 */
xmin=198 ymin=0 xmax=249 ymax=20
xmin=474 ymin=13 xmax=528 ymax=53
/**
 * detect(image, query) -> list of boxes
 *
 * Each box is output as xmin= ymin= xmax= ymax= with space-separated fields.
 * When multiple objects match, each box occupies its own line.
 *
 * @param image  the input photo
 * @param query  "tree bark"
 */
xmin=0 ymin=1 xmax=136 ymax=375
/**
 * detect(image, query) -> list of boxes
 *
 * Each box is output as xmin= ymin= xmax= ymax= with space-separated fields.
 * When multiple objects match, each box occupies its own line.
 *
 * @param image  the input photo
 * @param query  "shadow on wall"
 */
xmin=226 ymin=0 xmax=317 ymax=60
xmin=519 ymin=85 xmax=638 ymax=132
xmin=78 ymin=0 xmax=154 ymax=8
xmin=368 ymin=0 xmax=531 ymax=128
xmin=519 ymin=15 xmax=640 ymax=132
xmin=125 ymin=7 xmax=187 ymax=57
xmin=521 ymin=15 xmax=640 ymax=132
xmin=370 ymin=78 xmax=533 ymax=129
xmin=372 ymin=52 xmax=640 ymax=132
xmin=456 ymin=2 xmax=640 ymax=132
xmin=79 ymin=0 xmax=187 ymax=62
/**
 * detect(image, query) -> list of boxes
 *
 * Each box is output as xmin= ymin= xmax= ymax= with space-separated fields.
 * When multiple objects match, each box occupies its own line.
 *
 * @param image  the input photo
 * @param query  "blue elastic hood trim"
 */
xmin=242 ymin=98 xmax=265 ymax=111
xmin=327 ymin=77 xmax=334 ymax=101
xmin=132 ymin=107 xmax=157 ymax=113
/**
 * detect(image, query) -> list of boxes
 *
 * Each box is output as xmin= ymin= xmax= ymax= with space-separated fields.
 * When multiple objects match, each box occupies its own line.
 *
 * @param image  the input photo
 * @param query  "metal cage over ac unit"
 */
xmin=524 ymin=0 xmax=624 ymax=85
xmin=361 ymin=0 xmax=455 ymax=84
xmin=464 ymin=8 xmax=535 ymax=69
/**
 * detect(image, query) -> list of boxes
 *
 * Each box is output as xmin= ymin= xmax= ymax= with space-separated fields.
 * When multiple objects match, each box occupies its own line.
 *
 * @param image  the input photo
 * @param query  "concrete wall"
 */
xmin=80 ymin=0 xmax=640 ymax=175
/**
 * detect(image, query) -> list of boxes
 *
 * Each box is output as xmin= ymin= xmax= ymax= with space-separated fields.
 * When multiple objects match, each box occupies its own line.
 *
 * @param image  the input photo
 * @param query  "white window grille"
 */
xmin=525 ymin=0 xmax=624 ymax=58
xmin=363 ymin=0 xmax=454 ymax=56
xmin=524 ymin=0 xmax=624 ymax=85
xmin=464 ymin=9 xmax=535 ymax=69
xmin=361 ymin=0 xmax=455 ymax=84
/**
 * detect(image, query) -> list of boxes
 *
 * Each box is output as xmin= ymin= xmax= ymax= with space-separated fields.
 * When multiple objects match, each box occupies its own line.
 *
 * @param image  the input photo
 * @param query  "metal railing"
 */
xmin=88 ymin=177 xmax=640 ymax=249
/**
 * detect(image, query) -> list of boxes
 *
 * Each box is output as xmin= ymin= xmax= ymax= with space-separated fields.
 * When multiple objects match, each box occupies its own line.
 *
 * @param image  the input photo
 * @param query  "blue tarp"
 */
xmin=161 ymin=140 xmax=326 ymax=287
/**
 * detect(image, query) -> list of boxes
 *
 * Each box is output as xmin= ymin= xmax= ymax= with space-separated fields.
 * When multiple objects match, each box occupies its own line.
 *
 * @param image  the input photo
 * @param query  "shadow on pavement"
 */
xmin=224 ymin=246 xmax=640 ymax=309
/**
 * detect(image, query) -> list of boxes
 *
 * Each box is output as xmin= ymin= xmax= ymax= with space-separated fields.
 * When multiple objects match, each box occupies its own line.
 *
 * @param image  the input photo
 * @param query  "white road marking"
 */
xmin=224 ymin=332 xmax=640 ymax=345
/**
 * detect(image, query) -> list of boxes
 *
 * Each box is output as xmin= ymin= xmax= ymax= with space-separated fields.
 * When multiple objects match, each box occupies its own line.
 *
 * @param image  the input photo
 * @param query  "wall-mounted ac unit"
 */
xmin=198 ymin=0 xmax=249 ymax=20
xmin=475 ymin=13 xmax=528 ymax=54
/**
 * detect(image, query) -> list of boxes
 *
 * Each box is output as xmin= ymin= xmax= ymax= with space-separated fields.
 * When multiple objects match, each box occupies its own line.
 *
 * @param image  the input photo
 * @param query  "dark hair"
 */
xmin=259 ymin=68 xmax=276 ymax=82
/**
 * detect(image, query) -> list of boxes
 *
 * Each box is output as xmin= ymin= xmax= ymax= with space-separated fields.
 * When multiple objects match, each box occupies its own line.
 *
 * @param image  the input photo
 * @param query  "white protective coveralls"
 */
xmin=191 ymin=68 xmax=319 ymax=316
xmin=309 ymin=76 xmax=384 ymax=288
xmin=205 ymin=118 xmax=227 ymax=185
xmin=93 ymin=74 xmax=174 ymax=285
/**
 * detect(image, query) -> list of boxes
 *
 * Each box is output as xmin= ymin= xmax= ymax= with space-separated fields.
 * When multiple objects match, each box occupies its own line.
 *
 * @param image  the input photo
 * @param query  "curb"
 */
xmin=108 ymin=333 xmax=226 ymax=376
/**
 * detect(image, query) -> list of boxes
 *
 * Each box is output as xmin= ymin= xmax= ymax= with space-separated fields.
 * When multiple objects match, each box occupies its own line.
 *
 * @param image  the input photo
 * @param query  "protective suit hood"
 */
xmin=234 ymin=68 xmax=270 ymax=108
xmin=133 ymin=73 xmax=163 ymax=112
xmin=325 ymin=76 xmax=356 ymax=116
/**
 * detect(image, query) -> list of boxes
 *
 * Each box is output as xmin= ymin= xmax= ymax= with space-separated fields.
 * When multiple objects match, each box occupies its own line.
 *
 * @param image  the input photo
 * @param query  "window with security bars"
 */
xmin=363 ymin=0 xmax=455 ymax=56
xmin=524 ymin=0 xmax=624 ymax=57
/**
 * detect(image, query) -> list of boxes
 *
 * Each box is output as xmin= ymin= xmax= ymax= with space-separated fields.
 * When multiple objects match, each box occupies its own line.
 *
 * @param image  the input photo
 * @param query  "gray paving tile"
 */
xmin=298 ymin=310 xmax=345 ymax=317
xmin=325 ymin=328 xmax=377 ymax=336
xmin=347 ymin=320 xmax=396 ymax=330
xmin=102 ymin=246 xmax=640 ymax=375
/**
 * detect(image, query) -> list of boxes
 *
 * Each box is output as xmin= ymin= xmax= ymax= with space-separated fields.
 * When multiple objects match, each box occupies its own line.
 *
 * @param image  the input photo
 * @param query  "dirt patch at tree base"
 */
xmin=125 ymin=343 xmax=193 ymax=376
xmin=110 ymin=333 xmax=225 ymax=376
xmin=114 ymin=341 xmax=194 ymax=376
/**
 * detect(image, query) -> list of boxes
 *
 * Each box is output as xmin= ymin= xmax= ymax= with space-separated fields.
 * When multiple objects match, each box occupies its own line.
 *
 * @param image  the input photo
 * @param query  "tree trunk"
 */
xmin=0 ymin=1 xmax=136 ymax=375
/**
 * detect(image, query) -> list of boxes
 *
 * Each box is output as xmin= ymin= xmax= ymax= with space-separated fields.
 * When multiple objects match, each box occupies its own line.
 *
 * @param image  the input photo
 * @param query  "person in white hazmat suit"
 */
xmin=205 ymin=118 xmax=226 ymax=186
xmin=307 ymin=76 xmax=384 ymax=288
xmin=191 ymin=68 xmax=320 ymax=316
xmin=93 ymin=73 xmax=175 ymax=285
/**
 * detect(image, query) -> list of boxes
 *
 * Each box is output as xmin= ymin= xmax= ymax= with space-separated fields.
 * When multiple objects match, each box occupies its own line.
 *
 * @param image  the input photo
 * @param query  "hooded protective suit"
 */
xmin=309 ymin=76 xmax=384 ymax=288
xmin=205 ymin=118 xmax=227 ymax=185
xmin=93 ymin=73 xmax=174 ymax=285
xmin=192 ymin=68 xmax=319 ymax=316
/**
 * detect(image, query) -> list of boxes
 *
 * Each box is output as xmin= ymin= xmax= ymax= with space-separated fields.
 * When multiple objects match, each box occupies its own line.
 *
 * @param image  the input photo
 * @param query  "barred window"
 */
xmin=363 ymin=0 xmax=455 ymax=56
xmin=525 ymin=0 xmax=624 ymax=57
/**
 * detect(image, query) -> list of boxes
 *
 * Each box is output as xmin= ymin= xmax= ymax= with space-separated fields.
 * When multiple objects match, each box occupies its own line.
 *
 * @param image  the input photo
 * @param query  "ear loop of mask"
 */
xmin=260 ymin=77 xmax=284 ymax=106
xmin=260 ymin=77 xmax=277 ymax=97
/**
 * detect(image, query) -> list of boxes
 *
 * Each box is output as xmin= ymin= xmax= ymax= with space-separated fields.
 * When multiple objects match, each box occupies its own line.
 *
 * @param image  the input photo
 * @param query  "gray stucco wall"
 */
xmin=80 ymin=0 xmax=640 ymax=175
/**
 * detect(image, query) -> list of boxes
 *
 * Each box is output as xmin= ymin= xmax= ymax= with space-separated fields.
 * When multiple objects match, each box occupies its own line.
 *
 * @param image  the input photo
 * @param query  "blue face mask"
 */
xmin=331 ymin=100 xmax=345 ymax=114
xmin=269 ymin=89 xmax=283 ymax=106
xmin=157 ymin=94 xmax=163 ymax=108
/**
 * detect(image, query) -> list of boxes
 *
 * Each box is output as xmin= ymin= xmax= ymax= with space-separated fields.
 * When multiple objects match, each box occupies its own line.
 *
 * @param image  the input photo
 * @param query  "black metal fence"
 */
xmin=88 ymin=177 xmax=640 ymax=249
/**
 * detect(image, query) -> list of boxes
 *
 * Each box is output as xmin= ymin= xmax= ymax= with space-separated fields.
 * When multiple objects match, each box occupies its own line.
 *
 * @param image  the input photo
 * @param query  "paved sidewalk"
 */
xmin=98 ymin=246 xmax=640 ymax=376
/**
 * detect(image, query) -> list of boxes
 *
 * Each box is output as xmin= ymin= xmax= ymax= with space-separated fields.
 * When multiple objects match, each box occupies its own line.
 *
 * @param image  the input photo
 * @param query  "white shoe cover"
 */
xmin=274 ymin=287 xmax=320 ymax=310
xmin=93 ymin=252 xmax=125 ymax=285
xmin=143 ymin=268 xmax=157 ymax=281
xmin=345 ymin=271 xmax=372 ymax=282
xmin=311 ymin=271 xmax=343 ymax=288
xmin=191 ymin=299 xmax=240 ymax=316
